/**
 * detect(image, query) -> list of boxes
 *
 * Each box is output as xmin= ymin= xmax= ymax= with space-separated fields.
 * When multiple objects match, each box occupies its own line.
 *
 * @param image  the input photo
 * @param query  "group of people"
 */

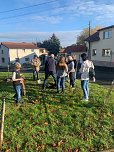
xmin=12 ymin=53 xmax=95 ymax=104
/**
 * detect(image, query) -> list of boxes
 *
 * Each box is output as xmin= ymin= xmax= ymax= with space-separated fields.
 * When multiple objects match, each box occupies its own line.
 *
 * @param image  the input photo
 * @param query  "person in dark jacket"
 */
xmin=43 ymin=54 xmax=57 ymax=89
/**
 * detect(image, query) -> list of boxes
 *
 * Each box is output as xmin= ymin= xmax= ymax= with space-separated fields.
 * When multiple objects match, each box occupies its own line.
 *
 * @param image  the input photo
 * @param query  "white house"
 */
xmin=0 ymin=42 xmax=48 ymax=67
xmin=85 ymin=25 xmax=114 ymax=67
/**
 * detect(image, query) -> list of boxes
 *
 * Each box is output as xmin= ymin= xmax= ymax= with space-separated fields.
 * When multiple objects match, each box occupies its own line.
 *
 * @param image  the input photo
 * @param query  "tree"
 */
xmin=76 ymin=25 xmax=102 ymax=45
xmin=37 ymin=34 xmax=61 ymax=55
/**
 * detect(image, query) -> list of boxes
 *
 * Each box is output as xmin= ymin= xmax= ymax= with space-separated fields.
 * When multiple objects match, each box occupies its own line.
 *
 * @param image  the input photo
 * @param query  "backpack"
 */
xmin=89 ymin=67 xmax=95 ymax=79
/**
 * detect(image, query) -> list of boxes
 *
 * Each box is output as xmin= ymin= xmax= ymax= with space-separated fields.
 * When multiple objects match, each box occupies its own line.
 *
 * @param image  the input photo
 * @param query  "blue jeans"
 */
xmin=57 ymin=76 xmax=65 ymax=92
xmin=43 ymin=71 xmax=57 ymax=88
xmin=81 ymin=80 xmax=89 ymax=99
xmin=33 ymin=69 xmax=39 ymax=80
xmin=13 ymin=85 xmax=22 ymax=103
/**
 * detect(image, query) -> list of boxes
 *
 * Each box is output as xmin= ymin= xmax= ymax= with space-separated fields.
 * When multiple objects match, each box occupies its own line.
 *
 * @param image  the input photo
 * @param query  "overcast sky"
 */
xmin=0 ymin=0 xmax=114 ymax=46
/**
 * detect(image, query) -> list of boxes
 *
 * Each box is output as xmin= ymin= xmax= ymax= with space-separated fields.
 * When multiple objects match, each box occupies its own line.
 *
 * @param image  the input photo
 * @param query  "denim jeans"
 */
xmin=43 ymin=71 xmax=57 ymax=88
xmin=69 ymin=72 xmax=75 ymax=87
xmin=13 ymin=85 xmax=22 ymax=103
xmin=33 ymin=70 xmax=39 ymax=80
xmin=57 ymin=76 xmax=65 ymax=92
xmin=81 ymin=80 xmax=89 ymax=99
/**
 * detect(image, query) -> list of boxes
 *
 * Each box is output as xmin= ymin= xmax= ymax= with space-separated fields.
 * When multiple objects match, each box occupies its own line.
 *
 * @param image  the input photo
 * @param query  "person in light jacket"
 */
xmin=56 ymin=57 xmax=68 ymax=93
xmin=31 ymin=55 xmax=41 ymax=81
xmin=80 ymin=53 xmax=94 ymax=101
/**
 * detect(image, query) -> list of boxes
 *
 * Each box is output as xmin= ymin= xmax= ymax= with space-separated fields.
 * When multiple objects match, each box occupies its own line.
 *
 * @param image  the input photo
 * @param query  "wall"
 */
xmin=0 ymin=45 xmax=9 ymax=66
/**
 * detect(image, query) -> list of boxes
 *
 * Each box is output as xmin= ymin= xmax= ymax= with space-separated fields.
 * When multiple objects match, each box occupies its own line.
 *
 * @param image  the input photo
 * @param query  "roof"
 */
xmin=1 ymin=42 xmax=39 ymax=49
xmin=64 ymin=45 xmax=87 ymax=53
xmin=85 ymin=31 xmax=100 ymax=42
xmin=98 ymin=25 xmax=114 ymax=31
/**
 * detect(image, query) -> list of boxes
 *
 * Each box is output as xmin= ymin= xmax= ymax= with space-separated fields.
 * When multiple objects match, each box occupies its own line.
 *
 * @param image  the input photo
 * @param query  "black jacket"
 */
xmin=45 ymin=57 xmax=57 ymax=74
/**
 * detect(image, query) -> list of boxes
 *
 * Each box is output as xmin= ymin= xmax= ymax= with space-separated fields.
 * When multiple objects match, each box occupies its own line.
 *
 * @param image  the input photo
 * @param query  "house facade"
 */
xmin=0 ymin=42 xmax=48 ymax=67
xmin=64 ymin=45 xmax=87 ymax=62
xmin=86 ymin=25 xmax=114 ymax=67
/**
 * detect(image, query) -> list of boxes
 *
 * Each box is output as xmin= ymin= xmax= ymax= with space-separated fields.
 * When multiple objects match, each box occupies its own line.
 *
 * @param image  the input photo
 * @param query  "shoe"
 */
xmin=82 ymin=98 xmax=88 ymax=101
xmin=57 ymin=90 xmax=60 ymax=93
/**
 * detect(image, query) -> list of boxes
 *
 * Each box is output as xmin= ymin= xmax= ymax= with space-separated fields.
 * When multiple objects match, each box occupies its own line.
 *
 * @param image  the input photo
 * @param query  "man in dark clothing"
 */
xmin=43 ymin=54 xmax=57 ymax=89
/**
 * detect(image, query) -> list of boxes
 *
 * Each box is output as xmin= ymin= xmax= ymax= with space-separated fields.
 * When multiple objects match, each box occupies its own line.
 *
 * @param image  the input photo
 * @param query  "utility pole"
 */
xmin=88 ymin=21 xmax=91 ymax=60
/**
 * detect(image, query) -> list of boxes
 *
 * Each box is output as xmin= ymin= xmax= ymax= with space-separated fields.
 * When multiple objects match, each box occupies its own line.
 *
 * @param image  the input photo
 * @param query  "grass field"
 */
xmin=0 ymin=72 xmax=114 ymax=152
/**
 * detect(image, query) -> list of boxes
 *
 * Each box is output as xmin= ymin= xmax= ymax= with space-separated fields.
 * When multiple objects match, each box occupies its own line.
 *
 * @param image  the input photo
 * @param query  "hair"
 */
xmin=57 ymin=56 xmax=67 ymax=70
xmin=68 ymin=56 xmax=73 ymax=61
xmin=15 ymin=62 xmax=21 ymax=69
xmin=81 ymin=53 xmax=87 ymax=61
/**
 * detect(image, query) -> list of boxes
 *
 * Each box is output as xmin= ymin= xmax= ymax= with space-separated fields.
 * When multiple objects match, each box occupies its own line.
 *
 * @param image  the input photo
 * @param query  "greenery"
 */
xmin=77 ymin=25 xmax=102 ymax=45
xmin=0 ymin=72 xmax=114 ymax=152
xmin=37 ymin=34 xmax=61 ymax=55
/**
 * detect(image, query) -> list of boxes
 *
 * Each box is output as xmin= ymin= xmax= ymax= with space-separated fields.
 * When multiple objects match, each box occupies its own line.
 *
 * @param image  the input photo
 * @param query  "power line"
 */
xmin=0 ymin=0 xmax=58 ymax=14
xmin=0 ymin=4 xmax=68 ymax=21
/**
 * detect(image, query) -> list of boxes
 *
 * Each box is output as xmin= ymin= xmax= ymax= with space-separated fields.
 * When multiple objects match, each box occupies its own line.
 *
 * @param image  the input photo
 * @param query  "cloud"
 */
xmin=31 ymin=15 xmax=63 ymax=24
xmin=0 ymin=30 xmax=81 ymax=47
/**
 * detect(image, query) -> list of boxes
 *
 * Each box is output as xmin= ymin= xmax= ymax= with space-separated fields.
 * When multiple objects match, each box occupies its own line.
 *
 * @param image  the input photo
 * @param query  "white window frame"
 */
xmin=103 ymin=30 xmax=112 ymax=39
xmin=92 ymin=49 xmax=97 ymax=56
xmin=102 ymin=49 xmax=111 ymax=57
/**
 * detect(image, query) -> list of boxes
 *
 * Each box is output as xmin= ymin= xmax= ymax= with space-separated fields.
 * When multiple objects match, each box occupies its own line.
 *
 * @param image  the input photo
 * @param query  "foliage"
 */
xmin=37 ymin=34 xmax=61 ymax=55
xmin=0 ymin=72 xmax=114 ymax=152
xmin=77 ymin=25 xmax=102 ymax=45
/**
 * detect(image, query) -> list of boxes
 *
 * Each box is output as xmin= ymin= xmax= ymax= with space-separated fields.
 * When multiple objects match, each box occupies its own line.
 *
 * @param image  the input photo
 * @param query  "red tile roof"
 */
xmin=65 ymin=45 xmax=87 ymax=53
xmin=1 ymin=42 xmax=38 ymax=49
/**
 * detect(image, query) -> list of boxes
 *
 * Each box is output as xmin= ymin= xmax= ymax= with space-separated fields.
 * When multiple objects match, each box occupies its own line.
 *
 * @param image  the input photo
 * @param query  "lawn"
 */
xmin=0 ymin=72 xmax=114 ymax=152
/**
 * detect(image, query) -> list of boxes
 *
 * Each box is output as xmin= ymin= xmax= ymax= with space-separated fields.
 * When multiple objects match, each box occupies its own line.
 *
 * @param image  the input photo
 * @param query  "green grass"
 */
xmin=0 ymin=72 xmax=114 ymax=152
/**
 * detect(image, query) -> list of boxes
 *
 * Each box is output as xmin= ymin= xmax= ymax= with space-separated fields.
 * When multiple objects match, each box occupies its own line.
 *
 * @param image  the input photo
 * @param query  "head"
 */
xmin=68 ymin=56 xmax=73 ymax=61
xmin=72 ymin=55 xmax=76 ymax=60
xmin=33 ymin=55 xmax=38 ymax=59
xmin=81 ymin=53 xmax=87 ymax=61
xmin=59 ymin=56 xmax=65 ymax=63
xmin=15 ymin=62 xmax=21 ymax=70
xmin=50 ymin=54 xmax=54 ymax=58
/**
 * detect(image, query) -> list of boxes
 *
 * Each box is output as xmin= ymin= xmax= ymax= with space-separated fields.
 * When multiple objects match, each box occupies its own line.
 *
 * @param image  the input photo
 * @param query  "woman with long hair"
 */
xmin=56 ymin=57 xmax=68 ymax=93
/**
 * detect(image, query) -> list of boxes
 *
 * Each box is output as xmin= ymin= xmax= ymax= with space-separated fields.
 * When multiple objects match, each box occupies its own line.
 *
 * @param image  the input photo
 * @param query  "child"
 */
xmin=12 ymin=62 xmax=24 ymax=104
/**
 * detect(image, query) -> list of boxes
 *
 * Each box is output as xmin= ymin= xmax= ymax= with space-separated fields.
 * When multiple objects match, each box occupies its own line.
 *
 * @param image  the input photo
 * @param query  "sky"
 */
xmin=0 ymin=0 xmax=114 ymax=47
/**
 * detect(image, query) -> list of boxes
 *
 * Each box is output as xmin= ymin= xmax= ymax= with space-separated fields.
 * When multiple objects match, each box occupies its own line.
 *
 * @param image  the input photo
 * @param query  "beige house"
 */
xmin=0 ymin=42 xmax=48 ymax=67
xmin=64 ymin=44 xmax=87 ymax=62
xmin=85 ymin=25 xmax=114 ymax=67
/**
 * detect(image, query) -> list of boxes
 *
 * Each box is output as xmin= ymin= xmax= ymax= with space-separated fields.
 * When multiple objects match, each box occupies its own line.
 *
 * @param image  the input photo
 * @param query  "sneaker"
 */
xmin=83 ymin=98 xmax=88 ymax=101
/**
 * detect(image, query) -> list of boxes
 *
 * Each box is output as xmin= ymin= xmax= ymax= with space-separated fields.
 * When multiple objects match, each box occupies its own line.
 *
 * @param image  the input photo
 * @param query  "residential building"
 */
xmin=64 ymin=44 xmax=87 ymax=62
xmin=0 ymin=42 xmax=48 ymax=67
xmin=85 ymin=25 xmax=114 ymax=67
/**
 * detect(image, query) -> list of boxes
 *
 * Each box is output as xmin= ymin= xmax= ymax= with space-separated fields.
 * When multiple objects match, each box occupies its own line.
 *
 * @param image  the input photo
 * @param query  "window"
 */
xmin=25 ymin=58 xmax=30 ymax=62
xmin=92 ymin=49 xmax=97 ymax=56
xmin=103 ymin=30 xmax=112 ymax=39
xmin=2 ymin=57 xmax=5 ymax=63
xmin=2 ymin=50 xmax=3 ymax=54
xmin=102 ymin=49 xmax=111 ymax=57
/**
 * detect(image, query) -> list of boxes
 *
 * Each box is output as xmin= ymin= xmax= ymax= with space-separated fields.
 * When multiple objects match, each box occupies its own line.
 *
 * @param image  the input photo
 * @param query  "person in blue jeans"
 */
xmin=12 ymin=62 xmax=24 ymax=104
xmin=56 ymin=57 xmax=68 ymax=93
xmin=80 ymin=53 xmax=94 ymax=101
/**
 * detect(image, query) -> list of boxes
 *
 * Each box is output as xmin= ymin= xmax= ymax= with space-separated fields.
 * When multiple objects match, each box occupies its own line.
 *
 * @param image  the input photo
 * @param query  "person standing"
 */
xmin=80 ymin=53 xmax=94 ymax=101
xmin=31 ymin=55 xmax=41 ymax=81
xmin=56 ymin=57 xmax=68 ymax=93
xmin=12 ymin=62 xmax=24 ymax=104
xmin=43 ymin=54 xmax=57 ymax=89
xmin=67 ymin=56 xmax=75 ymax=88
xmin=72 ymin=55 xmax=77 ymax=79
